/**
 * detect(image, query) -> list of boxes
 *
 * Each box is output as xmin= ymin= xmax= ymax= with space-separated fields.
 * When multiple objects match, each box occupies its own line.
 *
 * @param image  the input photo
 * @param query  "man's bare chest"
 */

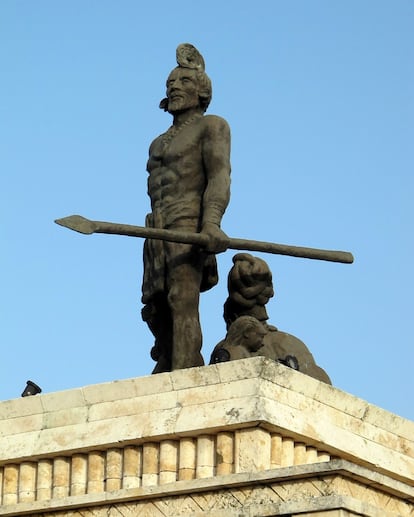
xmin=148 ymin=124 xmax=204 ymax=170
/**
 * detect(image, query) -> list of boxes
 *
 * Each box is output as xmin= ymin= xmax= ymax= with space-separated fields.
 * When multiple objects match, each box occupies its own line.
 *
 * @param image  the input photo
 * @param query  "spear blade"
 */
xmin=55 ymin=215 xmax=209 ymax=245
xmin=55 ymin=214 xmax=354 ymax=264
xmin=55 ymin=215 xmax=98 ymax=235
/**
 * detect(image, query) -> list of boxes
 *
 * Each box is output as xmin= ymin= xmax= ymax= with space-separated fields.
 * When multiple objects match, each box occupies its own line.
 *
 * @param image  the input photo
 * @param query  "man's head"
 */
xmin=159 ymin=44 xmax=212 ymax=113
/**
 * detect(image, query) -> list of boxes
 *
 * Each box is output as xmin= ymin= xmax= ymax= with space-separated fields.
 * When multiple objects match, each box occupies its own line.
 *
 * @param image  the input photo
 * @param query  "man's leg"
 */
xmin=166 ymin=244 xmax=205 ymax=370
xmin=142 ymin=294 xmax=173 ymax=373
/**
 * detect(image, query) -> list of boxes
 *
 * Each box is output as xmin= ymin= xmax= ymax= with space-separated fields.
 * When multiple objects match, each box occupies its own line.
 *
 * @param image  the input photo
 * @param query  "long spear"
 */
xmin=55 ymin=215 xmax=354 ymax=264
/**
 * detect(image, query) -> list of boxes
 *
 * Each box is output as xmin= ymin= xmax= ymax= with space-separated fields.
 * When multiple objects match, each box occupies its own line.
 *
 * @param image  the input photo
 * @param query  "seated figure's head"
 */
xmin=159 ymin=43 xmax=212 ymax=113
xmin=226 ymin=316 xmax=267 ymax=353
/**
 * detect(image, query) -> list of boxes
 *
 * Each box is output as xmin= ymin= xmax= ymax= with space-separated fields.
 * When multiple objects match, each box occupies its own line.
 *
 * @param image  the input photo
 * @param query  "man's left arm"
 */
xmin=201 ymin=115 xmax=231 ymax=253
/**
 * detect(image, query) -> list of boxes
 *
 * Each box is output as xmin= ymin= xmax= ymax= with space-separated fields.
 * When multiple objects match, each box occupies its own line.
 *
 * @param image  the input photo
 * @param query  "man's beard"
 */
xmin=168 ymin=96 xmax=199 ymax=114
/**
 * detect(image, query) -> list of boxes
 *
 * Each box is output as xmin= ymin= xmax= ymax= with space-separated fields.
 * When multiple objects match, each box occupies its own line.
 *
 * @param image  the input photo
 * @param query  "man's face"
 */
xmin=166 ymin=68 xmax=200 ymax=113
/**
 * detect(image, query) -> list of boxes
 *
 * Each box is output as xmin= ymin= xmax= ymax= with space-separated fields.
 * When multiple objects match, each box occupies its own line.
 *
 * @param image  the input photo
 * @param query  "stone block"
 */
xmin=178 ymin=437 xmax=196 ymax=480
xmin=133 ymin=371 xmax=174 ymax=396
xmin=176 ymin=378 xmax=260 ymax=408
xmin=196 ymin=435 xmax=215 ymax=478
xmin=40 ymin=389 xmax=85 ymax=412
xmin=18 ymin=461 xmax=36 ymax=502
xmin=170 ymin=364 xmax=221 ymax=391
xmin=105 ymin=449 xmax=122 ymax=491
xmin=70 ymin=454 xmax=87 ymax=496
xmin=87 ymin=452 xmax=105 ymax=494
xmin=36 ymin=459 xmax=52 ymax=501
xmin=122 ymin=445 xmax=142 ymax=488
xmin=52 ymin=457 xmax=70 ymax=499
xmin=0 ymin=413 xmax=43 ymax=437
xmin=82 ymin=378 xmax=138 ymax=405
xmin=43 ymin=406 xmax=88 ymax=429
xmin=159 ymin=440 xmax=178 ymax=484
xmin=0 ymin=396 xmax=43 ymax=419
xmin=216 ymin=432 xmax=234 ymax=475
xmin=88 ymin=389 xmax=177 ymax=422
xmin=234 ymin=428 xmax=271 ymax=472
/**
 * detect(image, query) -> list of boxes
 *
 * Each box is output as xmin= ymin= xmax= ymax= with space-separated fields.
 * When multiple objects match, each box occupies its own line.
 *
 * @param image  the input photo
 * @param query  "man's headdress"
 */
xmin=175 ymin=43 xmax=205 ymax=71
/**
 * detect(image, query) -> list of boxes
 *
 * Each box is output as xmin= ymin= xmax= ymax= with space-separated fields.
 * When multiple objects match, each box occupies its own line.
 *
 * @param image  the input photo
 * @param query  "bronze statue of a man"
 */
xmin=141 ymin=44 xmax=231 ymax=373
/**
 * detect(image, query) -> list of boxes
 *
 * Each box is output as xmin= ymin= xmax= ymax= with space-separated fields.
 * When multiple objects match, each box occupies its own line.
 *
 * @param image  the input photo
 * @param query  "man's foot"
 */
xmin=171 ymin=352 xmax=204 ymax=371
xmin=152 ymin=355 xmax=171 ymax=374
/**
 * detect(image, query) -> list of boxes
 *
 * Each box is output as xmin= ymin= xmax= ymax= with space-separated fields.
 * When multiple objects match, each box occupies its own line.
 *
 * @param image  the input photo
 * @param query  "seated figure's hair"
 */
xmin=224 ymin=253 xmax=274 ymax=327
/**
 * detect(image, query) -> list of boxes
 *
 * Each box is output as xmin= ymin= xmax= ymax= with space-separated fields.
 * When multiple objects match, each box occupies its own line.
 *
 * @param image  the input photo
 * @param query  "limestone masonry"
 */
xmin=0 ymin=357 xmax=413 ymax=516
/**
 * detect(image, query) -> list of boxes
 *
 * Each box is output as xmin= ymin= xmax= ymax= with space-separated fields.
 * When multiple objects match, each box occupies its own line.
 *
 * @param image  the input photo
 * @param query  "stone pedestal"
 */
xmin=0 ymin=357 xmax=413 ymax=516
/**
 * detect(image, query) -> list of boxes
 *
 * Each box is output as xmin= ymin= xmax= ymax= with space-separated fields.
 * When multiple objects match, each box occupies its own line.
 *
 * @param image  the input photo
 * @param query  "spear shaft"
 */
xmin=55 ymin=215 xmax=354 ymax=264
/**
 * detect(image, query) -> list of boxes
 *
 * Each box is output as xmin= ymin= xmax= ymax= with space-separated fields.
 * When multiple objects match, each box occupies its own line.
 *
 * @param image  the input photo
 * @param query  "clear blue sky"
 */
xmin=1 ymin=1 xmax=413 ymax=421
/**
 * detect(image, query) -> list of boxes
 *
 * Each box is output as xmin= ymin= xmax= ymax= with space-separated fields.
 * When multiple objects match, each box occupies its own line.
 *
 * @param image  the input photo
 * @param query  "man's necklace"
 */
xmin=161 ymin=113 xmax=202 ymax=147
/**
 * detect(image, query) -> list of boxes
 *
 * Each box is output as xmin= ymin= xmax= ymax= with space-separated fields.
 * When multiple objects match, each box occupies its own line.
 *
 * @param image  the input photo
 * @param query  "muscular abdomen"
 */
xmin=147 ymin=163 xmax=204 ymax=228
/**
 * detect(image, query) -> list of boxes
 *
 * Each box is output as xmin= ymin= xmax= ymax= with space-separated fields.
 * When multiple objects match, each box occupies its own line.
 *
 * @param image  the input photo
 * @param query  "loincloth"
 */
xmin=141 ymin=213 xmax=218 ymax=304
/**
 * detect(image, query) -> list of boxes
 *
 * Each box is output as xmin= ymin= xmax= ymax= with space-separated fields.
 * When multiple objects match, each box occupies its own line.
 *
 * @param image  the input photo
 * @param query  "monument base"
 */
xmin=0 ymin=357 xmax=413 ymax=516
